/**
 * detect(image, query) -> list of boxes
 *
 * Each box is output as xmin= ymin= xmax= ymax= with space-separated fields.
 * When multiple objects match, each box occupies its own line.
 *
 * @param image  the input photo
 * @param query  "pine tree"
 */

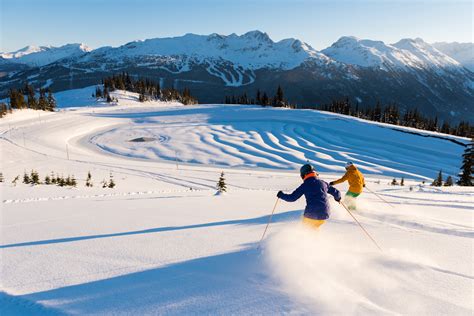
xmin=0 ymin=172 xmax=3 ymax=182
xmin=400 ymin=177 xmax=405 ymax=186
xmin=444 ymin=176 xmax=454 ymax=186
xmin=216 ymin=171 xmax=227 ymax=193
xmin=44 ymin=175 xmax=51 ymax=185
xmin=26 ymin=84 xmax=38 ymax=109
xmin=30 ymin=170 xmax=40 ymax=185
xmin=391 ymin=178 xmax=398 ymax=185
xmin=47 ymin=89 xmax=56 ymax=111
xmin=261 ymin=92 xmax=269 ymax=106
xmin=275 ymin=85 xmax=284 ymax=107
xmin=108 ymin=172 xmax=115 ymax=188
xmin=37 ymin=89 xmax=45 ymax=110
xmin=0 ymin=102 xmax=9 ymax=118
xmin=23 ymin=171 xmax=30 ymax=184
xmin=457 ymin=139 xmax=473 ymax=186
xmin=432 ymin=170 xmax=443 ymax=187
xmin=86 ymin=171 xmax=93 ymax=187
xmin=71 ymin=175 xmax=77 ymax=187
xmin=15 ymin=90 xmax=27 ymax=109
xmin=256 ymin=89 xmax=262 ymax=105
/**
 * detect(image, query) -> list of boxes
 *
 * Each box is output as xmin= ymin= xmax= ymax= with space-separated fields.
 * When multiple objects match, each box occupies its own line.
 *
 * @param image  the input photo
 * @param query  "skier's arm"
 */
xmin=327 ymin=184 xmax=342 ymax=202
xmin=331 ymin=173 xmax=348 ymax=185
xmin=277 ymin=184 xmax=304 ymax=202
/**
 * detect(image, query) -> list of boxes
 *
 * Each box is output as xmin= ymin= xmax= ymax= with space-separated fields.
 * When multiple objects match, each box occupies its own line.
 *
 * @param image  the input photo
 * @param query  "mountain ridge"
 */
xmin=1 ymin=31 xmax=472 ymax=122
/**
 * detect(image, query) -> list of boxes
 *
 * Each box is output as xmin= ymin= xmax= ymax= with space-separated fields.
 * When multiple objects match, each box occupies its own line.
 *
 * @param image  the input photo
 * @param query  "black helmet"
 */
xmin=300 ymin=163 xmax=314 ymax=178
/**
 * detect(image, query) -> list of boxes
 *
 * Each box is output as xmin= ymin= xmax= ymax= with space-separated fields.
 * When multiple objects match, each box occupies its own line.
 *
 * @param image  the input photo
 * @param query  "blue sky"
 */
xmin=1 ymin=0 xmax=472 ymax=52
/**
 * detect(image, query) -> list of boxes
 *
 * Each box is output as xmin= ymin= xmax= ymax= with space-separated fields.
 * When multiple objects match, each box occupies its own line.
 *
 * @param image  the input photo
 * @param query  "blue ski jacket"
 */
xmin=277 ymin=173 xmax=341 ymax=220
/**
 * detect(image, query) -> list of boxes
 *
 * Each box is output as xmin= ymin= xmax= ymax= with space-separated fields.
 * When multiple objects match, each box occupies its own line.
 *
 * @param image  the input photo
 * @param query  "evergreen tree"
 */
xmin=44 ymin=175 xmax=51 ymax=185
xmin=432 ymin=170 xmax=443 ymax=187
xmin=391 ymin=178 xmax=398 ymax=185
xmin=400 ymin=177 xmax=405 ymax=186
xmin=47 ymin=89 xmax=56 ymax=111
xmin=86 ymin=171 xmax=93 ymax=187
xmin=38 ymin=89 xmax=48 ymax=111
xmin=261 ymin=92 xmax=269 ymax=106
xmin=30 ymin=170 xmax=40 ymax=185
xmin=275 ymin=85 xmax=284 ymax=107
xmin=23 ymin=171 xmax=30 ymax=184
xmin=0 ymin=102 xmax=9 ymax=118
xmin=108 ymin=172 xmax=115 ymax=188
xmin=0 ymin=172 xmax=3 ymax=182
xmin=216 ymin=171 xmax=227 ymax=193
xmin=256 ymin=89 xmax=262 ymax=105
xmin=9 ymin=89 xmax=27 ymax=109
xmin=444 ymin=176 xmax=453 ymax=186
xmin=457 ymin=139 xmax=473 ymax=186
xmin=71 ymin=175 xmax=77 ymax=187
xmin=26 ymin=84 xmax=38 ymax=109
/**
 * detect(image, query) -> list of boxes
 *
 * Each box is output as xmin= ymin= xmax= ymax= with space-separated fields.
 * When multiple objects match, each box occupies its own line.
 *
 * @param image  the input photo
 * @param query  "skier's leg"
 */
xmin=302 ymin=216 xmax=325 ymax=229
xmin=344 ymin=191 xmax=360 ymax=210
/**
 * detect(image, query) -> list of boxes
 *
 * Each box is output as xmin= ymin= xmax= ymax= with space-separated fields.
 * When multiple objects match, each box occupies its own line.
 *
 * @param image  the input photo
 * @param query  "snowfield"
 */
xmin=1 ymin=90 xmax=472 ymax=315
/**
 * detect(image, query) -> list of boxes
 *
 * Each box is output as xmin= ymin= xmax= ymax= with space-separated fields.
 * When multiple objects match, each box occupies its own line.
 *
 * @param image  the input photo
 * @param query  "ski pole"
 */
xmin=365 ymin=186 xmax=395 ymax=208
xmin=258 ymin=197 xmax=280 ymax=246
xmin=340 ymin=201 xmax=383 ymax=252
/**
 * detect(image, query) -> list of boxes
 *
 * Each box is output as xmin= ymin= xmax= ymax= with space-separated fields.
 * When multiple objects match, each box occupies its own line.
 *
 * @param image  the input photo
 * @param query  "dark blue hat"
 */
xmin=300 ymin=163 xmax=314 ymax=177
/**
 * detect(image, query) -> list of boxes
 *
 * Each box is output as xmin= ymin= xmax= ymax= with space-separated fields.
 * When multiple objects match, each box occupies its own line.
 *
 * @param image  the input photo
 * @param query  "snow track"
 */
xmin=87 ymin=105 xmax=466 ymax=179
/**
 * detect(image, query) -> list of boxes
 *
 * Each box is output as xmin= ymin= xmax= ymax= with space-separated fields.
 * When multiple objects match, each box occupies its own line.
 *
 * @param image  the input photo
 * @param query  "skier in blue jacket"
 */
xmin=277 ymin=164 xmax=341 ymax=229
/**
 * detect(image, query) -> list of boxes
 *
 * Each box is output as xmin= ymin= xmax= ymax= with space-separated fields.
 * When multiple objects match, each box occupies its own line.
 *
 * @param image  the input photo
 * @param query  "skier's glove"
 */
xmin=277 ymin=191 xmax=283 ymax=198
xmin=363 ymin=184 xmax=366 ymax=187
xmin=335 ymin=197 xmax=341 ymax=203
xmin=329 ymin=181 xmax=335 ymax=186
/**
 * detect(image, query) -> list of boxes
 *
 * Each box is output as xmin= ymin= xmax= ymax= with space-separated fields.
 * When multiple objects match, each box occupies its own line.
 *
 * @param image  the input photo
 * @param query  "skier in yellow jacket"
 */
xmin=330 ymin=162 xmax=365 ymax=210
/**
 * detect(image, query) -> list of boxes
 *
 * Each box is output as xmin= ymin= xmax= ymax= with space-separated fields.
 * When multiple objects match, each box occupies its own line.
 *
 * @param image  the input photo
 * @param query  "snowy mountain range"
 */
xmin=0 ymin=31 xmax=472 ymax=121
xmin=432 ymin=42 xmax=474 ymax=72
xmin=1 ymin=43 xmax=91 ymax=67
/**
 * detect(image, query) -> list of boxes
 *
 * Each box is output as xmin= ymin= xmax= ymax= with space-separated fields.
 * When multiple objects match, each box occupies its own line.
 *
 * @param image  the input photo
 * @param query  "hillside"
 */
xmin=1 ymin=90 xmax=472 ymax=315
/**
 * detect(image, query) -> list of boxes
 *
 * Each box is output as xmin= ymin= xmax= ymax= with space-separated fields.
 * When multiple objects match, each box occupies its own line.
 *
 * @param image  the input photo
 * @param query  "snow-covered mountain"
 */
xmin=432 ymin=42 xmax=474 ymax=72
xmin=83 ymin=31 xmax=330 ymax=70
xmin=0 ymin=31 xmax=472 ymax=121
xmin=321 ymin=36 xmax=461 ymax=71
xmin=0 ymin=43 xmax=91 ymax=67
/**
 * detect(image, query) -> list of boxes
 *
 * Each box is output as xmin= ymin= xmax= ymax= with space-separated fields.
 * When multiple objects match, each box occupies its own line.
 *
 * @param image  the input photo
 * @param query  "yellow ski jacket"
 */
xmin=332 ymin=165 xmax=365 ymax=194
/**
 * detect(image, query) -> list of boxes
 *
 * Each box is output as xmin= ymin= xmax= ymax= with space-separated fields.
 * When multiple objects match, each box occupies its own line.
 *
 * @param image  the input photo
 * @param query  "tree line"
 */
xmin=1 ymin=84 xmax=56 ymax=118
xmin=224 ymin=85 xmax=292 ymax=108
xmin=95 ymin=72 xmax=197 ymax=105
xmin=317 ymin=98 xmax=472 ymax=138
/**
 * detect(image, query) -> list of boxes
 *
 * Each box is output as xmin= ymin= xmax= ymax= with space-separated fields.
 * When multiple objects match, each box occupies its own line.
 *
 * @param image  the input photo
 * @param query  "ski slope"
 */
xmin=1 ymin=90 xmax=472 ymax=315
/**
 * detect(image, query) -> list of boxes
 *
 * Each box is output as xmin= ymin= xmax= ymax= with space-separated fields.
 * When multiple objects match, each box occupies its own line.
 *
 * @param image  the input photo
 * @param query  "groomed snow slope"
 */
xmin=1 ymin=91 xmax=472 ymax=315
